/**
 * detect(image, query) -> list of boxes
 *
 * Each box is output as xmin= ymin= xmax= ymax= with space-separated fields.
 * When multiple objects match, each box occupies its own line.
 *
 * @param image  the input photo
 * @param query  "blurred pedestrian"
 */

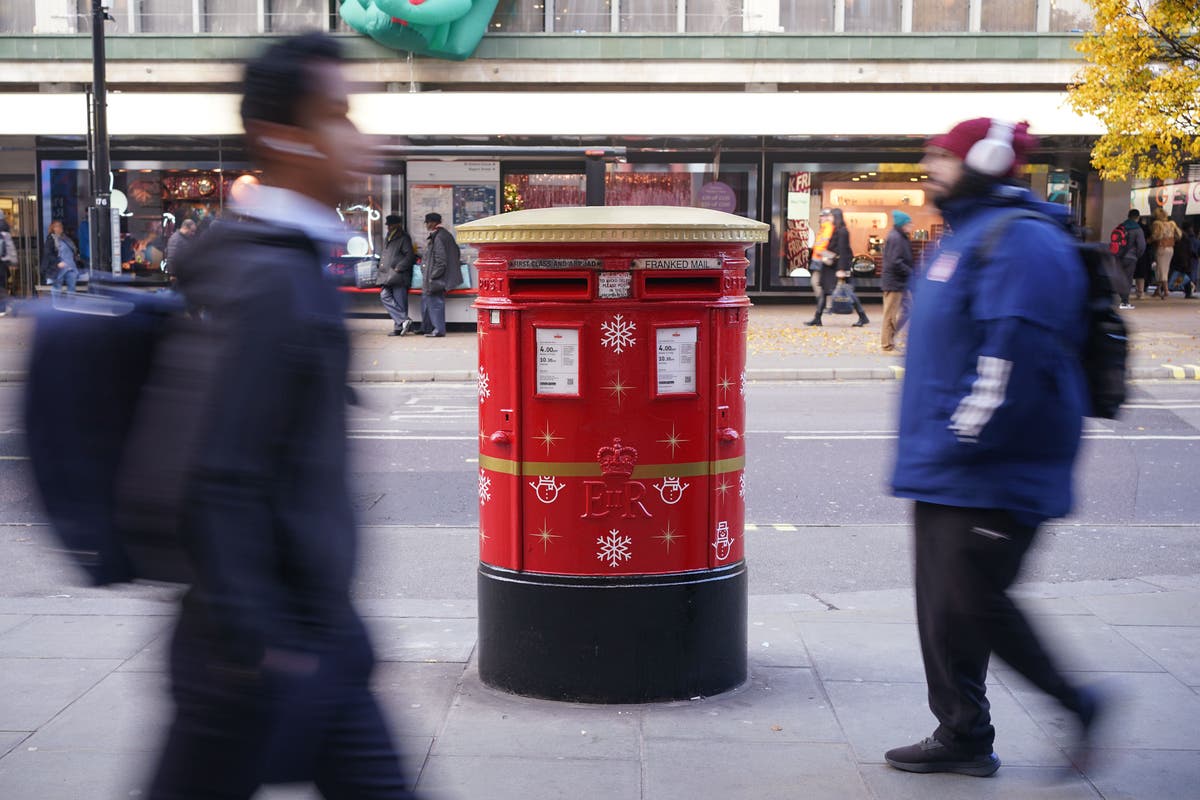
xmin=804 ymin=207 xmax=835 ymax=326
xmin=1113 ymin=209 xmax=1145 ymax=309
xmin=1167 ymin=221 xmax=1195 ymax=298
xmin=0 ymin=210 xmax=15 ymax=315
xmin=1149 ymin=207 xmax=1181 ymax=299
xmin=826 ymin=208 xmax=869 ymax=327
xmin=164 ymin=219 xmax=197 ymax=272
xmin=887 ymin=118 xmax=1104 ymax=778
xmin=146 ymin=33 xmax=416 ymax=800
xmin=419 ymin=211 xmax=460 ymax=338
xmin=1184 ymin=222 xmax=1200 ymax=298
xmin=880 ymin=209 xmax=914 ymax=350
xmin=1133 ymin=214 xmax=1153 ymax=299
xmin=42 ymin=220 xmax=80 ymax=293
xmin=377 ymin=214 xmax=416 ymax=335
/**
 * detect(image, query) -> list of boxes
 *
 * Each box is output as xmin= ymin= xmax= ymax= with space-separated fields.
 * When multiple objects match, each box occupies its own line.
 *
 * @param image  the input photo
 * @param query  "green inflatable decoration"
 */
xmin=338 ymin=0 xmax=500 ymax=61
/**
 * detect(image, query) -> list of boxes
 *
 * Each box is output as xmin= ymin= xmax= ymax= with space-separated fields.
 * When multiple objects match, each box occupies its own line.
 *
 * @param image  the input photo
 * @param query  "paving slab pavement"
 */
xmin=1 ymin=297 xmax=1197 ymax=382
xmin=0 ymin=532 xmax=1197 ymax=800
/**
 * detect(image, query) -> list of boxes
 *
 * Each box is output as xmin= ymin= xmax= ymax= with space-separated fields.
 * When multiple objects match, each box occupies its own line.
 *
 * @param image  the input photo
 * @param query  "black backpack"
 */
xmin=24 ymin=289 xmax=204 ymax=585
xmin=979 ymin=210 xmax=1127 ymax=419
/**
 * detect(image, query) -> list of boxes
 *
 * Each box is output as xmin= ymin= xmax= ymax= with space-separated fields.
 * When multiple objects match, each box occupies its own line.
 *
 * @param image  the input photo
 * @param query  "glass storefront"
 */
xmin=40 ymin=159 xmax=261 ymax=280
xmin=769 ymin=162 xmax=942 ymax=291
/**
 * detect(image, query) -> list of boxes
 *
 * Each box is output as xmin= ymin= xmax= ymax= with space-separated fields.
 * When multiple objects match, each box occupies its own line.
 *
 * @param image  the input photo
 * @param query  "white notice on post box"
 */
xmin=536 ymin=328 xmax=580 ymax=396
xmin=656 ymin=327 xmax=697 ymax=395
xmin=598 ymin=272 xmax=632 ymax=299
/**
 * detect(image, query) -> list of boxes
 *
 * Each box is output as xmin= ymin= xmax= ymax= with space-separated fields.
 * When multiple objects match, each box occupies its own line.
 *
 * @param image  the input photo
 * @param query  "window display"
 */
xmin=40 ymin=160 xmax=259 ymax=281
xmin=770 ymin=163 xmax=943 ymax=291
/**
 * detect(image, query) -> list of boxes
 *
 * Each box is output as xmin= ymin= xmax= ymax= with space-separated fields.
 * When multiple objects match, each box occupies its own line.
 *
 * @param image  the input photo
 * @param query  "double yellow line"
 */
xmin=1161 ymin=363 xmax=1200 ymax=379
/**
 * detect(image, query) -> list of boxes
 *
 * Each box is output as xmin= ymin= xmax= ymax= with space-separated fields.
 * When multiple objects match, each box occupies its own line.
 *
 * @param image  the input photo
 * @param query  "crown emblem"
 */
xmin=597 ymin=438 xmax=638 ymax=478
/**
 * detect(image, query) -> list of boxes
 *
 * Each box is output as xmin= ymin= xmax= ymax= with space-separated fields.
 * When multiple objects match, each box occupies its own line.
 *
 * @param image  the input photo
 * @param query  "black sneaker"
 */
xmin=387 ymin=326 xmax=403 ymax=337
xmin=804 ymin=318 xmax=822 ymax=327
xmin=884 ymin=737 xmax=1000 ymax=777
xmin=400 ymin=319 xmax=415 ymax=336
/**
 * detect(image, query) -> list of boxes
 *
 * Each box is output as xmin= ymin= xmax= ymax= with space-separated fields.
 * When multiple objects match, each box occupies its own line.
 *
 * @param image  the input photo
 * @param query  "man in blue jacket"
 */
xmin=885 ymin=118 xmax=1104 ymax=777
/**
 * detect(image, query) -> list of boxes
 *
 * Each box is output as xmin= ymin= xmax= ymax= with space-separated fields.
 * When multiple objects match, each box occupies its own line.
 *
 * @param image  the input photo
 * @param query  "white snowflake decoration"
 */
xmin=478 ymin=470 xmax=492 ymax=504
xmin=739 ymin=472 xmax=746 ymax=498
xmin=477 ymin=366 xmax=491 ymax=403
xmin=600 ymin=314 xmax=637 ymax=354
xmin=596 ymin=529 xmax=633 ymax=568
xmin=740 ymin=371 xmax=747 ymax=397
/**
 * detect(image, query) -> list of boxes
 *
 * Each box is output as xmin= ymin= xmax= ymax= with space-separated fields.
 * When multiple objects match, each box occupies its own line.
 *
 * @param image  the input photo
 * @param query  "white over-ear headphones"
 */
xmin=259 ymin=136 xmax=326 ymax=160
xmin=964 ymin=119 xmax=1016 ymax=177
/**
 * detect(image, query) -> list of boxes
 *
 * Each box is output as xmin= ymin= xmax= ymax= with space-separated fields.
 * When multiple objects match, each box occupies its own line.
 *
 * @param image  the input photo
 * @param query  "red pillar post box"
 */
xmin=458 ymin=207 xmax=768 ymax=702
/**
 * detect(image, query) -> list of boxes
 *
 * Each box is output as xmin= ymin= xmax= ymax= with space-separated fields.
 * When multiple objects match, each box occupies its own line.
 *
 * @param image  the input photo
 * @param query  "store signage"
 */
xmin=535 ymin=328 xmax=580 ymax=396
xmin=510 ymin=258 xmax=602 ymax=270
xmin=1190 ymin=181 xmax=1200 ymax=215
xmin=408 ymin=161 xmax=501 ymax=183
xmin=828 ymin=188 xmax=925 ymax=208
xmin=632 ymin=258 xmax=721 ymax=270
xmin=337 ymin=0 xmax=499 ymax=61
xmin=698 ymin=181 xmax=737 ymax=214
xmin=598 ymin=272 xmax=632 ymax=299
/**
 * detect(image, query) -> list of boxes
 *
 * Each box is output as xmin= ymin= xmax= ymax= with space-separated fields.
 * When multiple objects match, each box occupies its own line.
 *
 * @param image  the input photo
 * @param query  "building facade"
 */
xmin=0 ymin=0 xmax=1190 ymax=301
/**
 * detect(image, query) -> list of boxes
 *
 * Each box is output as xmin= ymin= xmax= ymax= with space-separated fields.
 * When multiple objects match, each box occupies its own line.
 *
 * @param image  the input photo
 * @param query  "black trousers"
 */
xmin=913 ymin=501 xmax=1083 ymax=754
xmin=148 ymin=611 xmax=413 ymax=800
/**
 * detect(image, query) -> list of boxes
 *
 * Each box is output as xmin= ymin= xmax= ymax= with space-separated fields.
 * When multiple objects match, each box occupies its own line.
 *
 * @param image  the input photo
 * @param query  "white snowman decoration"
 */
xmin=652 ymin=476 xmax=689 ymax=505
xmin=529 ymin=475 xmax=567 ymax=505
xmin=712 ymin=521 xmax=734 ymax=561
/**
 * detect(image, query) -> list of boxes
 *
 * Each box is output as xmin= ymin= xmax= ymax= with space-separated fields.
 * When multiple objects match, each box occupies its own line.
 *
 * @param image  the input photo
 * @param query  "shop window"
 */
xmin=142 ymin=0 xmax=195 ymax=33
xmin=1049 ymin=0 xmax=1093 ymax=32
xmin=844 ymin=0 xmax=901 ymax=32
xmin=605 ymin=164 xmax=756 ymax=217
xmin=207 ymin=0 xmax=259 ymax=33
xmin=912 ymin=0 xmax=968 ymax=33
xmin=769 ymin=163 xmax=942 ymax=291
xmin=779 ymin=0 xmax=835 ymax=33
xmin=503 ymin=173 xmax=587 ymax=211
xmin=490 ymin=0 xmax=547 ymax=32
xmin=0 ymin=1 xmax=37 ymax=33
xmin=268 ymin=0 xmax=327 ymax=32
xmin=980 ymin=0 xmax=1036 ymax=32
xmin=39 ymin=160 xmax=261 ymax=282
xmin=687 ymin=0 xmax=743 ymax=32
xmin=554 ymin=0 xmax=612 ymax=32
xmin=620 ymin=0 xmax=675 ymax=32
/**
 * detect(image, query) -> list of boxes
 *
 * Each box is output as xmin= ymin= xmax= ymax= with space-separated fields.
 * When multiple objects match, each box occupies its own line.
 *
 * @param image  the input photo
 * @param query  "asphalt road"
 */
xmin=2 ymin=380 xmax=1198 ymax=600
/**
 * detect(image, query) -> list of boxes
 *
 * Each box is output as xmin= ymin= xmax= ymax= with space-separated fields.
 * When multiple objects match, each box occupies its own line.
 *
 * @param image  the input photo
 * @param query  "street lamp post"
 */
xmin=89 ymin=0 xmax=116 ymax=278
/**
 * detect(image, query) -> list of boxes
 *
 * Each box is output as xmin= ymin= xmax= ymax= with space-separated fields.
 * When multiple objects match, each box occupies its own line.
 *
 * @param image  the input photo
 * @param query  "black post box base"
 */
xmin=477 ymin=562 xmax=747 ymax=703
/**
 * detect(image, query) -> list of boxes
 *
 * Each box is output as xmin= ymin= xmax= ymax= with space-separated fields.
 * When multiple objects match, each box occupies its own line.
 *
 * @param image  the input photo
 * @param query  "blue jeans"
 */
xmin=421 ymin=291 xmax=445 ymax=336
xmin=379 ymin=285 xmax=410 ymax=327
xmin=51 ymin=266 xmax=78 ymax=292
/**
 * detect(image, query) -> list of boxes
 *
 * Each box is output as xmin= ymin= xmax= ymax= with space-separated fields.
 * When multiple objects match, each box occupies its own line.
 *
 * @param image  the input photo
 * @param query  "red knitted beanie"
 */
xmin=926 ymin=118 xmax=1038 ymax=176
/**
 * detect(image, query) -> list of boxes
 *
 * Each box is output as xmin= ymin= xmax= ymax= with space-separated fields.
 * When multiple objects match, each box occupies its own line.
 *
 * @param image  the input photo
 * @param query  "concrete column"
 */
xmin=901 ymin=0 xmax=913 ymax=32
xmin=969 ymin=0 xmax=982 ymax=31
xmin=1037 ymin=0 xmax=1051 ymax=32
xmin=834 ymin=0 xmax=846 ymax=32
xmin=1100 ymin=177 xmax=1135 ymax=245
xmin=35 ymin=0 xmax=76 ymax=33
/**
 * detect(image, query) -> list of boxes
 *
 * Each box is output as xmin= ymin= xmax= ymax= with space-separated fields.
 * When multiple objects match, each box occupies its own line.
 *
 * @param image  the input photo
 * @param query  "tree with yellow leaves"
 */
xmin=1069 ymin=0 xmax=1199 ymax=180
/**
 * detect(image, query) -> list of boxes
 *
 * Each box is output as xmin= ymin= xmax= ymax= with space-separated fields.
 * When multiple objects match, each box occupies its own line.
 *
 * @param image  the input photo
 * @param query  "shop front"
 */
xmin=39 ymin=158 xmax=262 ymax=286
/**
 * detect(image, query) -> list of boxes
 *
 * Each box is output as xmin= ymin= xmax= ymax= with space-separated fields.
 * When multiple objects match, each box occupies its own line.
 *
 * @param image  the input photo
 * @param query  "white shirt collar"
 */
xmin=231 ymin=184 xmax=346 ymax=245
